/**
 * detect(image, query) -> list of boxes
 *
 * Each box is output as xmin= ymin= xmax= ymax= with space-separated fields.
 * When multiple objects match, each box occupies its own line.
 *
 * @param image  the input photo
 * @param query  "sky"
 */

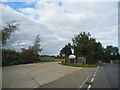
xmin=0 ymin=0 xmax=119 ymax=55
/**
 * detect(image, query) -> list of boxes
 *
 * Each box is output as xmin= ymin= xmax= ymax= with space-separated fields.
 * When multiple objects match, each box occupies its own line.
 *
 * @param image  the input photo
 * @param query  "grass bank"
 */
xmin=59 ymin=63 xmax=98 ymax=68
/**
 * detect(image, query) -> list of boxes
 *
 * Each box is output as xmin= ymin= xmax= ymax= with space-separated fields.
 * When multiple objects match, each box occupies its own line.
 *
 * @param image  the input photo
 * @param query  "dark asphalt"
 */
xmin=92 ymin=63 xmax=119 ymax=89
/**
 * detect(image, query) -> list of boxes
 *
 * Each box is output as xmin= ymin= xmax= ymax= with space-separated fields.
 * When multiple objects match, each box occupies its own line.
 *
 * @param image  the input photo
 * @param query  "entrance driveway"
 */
xmin=3 ymin=62 xmax=81 ymax=88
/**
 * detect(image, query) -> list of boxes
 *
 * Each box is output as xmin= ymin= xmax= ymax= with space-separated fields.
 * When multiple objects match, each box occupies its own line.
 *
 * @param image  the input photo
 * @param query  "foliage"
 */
xmin=32 ymin=34 xmax=43 ymax=55
xmin=59 ymin=63 xmax=98 ymax=68
xmin=0 ymin=20 xmax=20 ymax=47
xmin=20 ymin=35 xmax=42 ymax=63
xmin=59 ymin=31 xmax=119 ymax=64
xmin=2 ymin=49 xmax=20 ymax=66
xmin=2 ymin=34 xmax=43 ymax=66
xmin=105 ymin=45 xmax=118 ymax=55
xmin=55 ymin=55 xmax=61 ymax=59
xmin=72 ymin=32 xmax=104 ymax=64
xmin=60 ymin=43 xmax=72 ymax=56
xmin=20 ymin=48 xmax=38 ymax=63
xmin=1 ymin=22 xmax=44 ymax=66
xmin=102 ymin=45 xmax=119 ymax=63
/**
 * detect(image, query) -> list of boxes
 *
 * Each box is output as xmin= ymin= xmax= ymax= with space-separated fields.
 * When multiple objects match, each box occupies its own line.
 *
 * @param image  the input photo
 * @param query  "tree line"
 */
xmin=1 ymin=20 xmax=43 ymax=66
xmin=60 ymin=32 xmax=120 ymax=64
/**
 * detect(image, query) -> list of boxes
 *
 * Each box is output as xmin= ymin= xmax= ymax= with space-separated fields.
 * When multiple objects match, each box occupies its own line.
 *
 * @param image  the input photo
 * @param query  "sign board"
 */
xmin=62 ymin=54 xmax=65 ymax=57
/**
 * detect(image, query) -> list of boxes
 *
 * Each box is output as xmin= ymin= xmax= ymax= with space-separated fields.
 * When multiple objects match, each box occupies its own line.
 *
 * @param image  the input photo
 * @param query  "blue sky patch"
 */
xmin=3 ymin=2 xmax=36 ymax=12
xmin=58 ymin=1 xmax=63 ymax=6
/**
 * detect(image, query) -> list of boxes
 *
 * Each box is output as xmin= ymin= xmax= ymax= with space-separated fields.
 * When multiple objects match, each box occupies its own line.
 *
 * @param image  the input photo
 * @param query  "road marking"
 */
xmin=97 ymin=65 xmax=99 ymax=70
xmin=91 ymin=78 xmax=94 ymax=82
xmin=87 ymin=85 xmax=91 ymax=90
xmin=78 ymin=72 xmax=93 ymax=89
xmin=87 ymin=66 xmax=99 ymax=90
xmin=80 ymin=66 xmax=99 ymax=90
xmin=95 ymin=65 xmax=99 ymax=73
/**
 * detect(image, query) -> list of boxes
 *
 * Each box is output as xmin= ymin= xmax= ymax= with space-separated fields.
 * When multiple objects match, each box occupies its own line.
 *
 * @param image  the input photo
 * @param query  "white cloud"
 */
xmin=1 ymin=1 xmax=118 ymax=55
xmin=25 ymin=2 xmax=33 ymax=5
xmin=20 ymin=8 xmax=38 ymax=15
xmin=3 ymin=0 xmax=119 ymax=2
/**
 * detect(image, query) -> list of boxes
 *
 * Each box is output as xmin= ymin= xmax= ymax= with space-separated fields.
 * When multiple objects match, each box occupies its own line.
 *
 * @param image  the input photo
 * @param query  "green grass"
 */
xmin=59 ymin=63 xmax=98 ymax=68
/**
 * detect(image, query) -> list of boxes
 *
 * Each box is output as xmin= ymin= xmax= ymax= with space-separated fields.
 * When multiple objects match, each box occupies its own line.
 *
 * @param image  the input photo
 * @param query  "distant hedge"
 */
xmin=2 ymin=49 xmax=39 ymax=66
xmin=2 ymin=49 xmax=60 ymax=66
xmin=2 ymin=49 xmax=21 ymax=66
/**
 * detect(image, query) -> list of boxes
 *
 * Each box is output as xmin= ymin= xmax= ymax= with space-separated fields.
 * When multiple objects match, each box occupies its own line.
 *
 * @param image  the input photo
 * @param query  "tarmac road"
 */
xmin=38 ymin=68 xmax=96 ymax=88
xmin=38 ymin=63 xmax=119 ymax=89
xmin=2 ymin=62 xmax=119 ymax=89
xmin=92 ymin=63 xmax=119 ymax=88
xmin=83 ymin=63 xmax=119 ymax=89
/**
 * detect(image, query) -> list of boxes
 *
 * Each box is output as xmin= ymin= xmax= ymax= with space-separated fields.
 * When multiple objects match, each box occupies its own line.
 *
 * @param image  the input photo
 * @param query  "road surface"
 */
xmin=2 ymin=62 xmax=81 ymax=88
xmin=2 ymin=62 xmax=119 ymax=89
xmin=91 ymin=63 xmax=119 ymax=88
xmin=38 ymin=68 xmax=95 ymax=88
xmin=38 ymin=63 xmax=119 ymax=89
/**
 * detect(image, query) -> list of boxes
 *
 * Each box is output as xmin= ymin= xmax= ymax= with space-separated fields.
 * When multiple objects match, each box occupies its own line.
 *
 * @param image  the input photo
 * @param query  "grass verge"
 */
xmin=59 ymin=63 xmax=98 ymax=68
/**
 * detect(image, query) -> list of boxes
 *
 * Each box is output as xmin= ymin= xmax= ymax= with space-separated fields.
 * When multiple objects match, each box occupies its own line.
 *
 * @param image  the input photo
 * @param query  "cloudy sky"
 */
xmin=0 ymin=0 xmax=119 ymax=55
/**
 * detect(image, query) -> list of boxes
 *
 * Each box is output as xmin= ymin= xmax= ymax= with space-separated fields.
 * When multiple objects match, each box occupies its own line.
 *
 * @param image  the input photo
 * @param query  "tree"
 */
xmin=105 ymin=45 xmax=118 ymax=55
xmin=60 ymin=43 xmax=72 ymax=57
xmin=0 ymin=20 xmax=20 ymax=47
xmin=20 ymin=35 xmax=42 ymax=63
xmin=20 ymin=48 xmax=38 ymax=63
xmin=72 ymin=32 xmax=91 ymax=57
xmin=33 ymin=34 xmax=43 ymax=55
xmin=72 ymin=32 xmax=104 ymax=64
xmin=104 ymin=45 xmax=119 ymax=62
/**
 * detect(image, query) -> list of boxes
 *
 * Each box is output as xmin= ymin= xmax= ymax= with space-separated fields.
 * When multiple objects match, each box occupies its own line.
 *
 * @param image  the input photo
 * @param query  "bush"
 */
xmin=20 ymin=48 xmax=39 ymax=64
xmin=2 ymin=49 xmax=20 ymax=66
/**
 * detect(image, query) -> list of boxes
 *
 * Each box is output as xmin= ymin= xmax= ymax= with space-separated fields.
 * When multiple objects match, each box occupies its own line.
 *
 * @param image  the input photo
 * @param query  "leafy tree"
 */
xmin=104 ymin=45 xmax=119 ymax=62
xmin=20 ymin=48 xmax=38 ymax=63
xmin=20 ymin=35 xmax=42 ymax=63
xmin=32 ymin=34 xmax=43 ymax=55
xmin=1 ymin=20 xmax=20 ymax=66
xmin=0 ymin=20 xmax=20 ymax=47
xmin=105 ymin=45 xmax=118 ymax=55
xmin=72 ymin=32 xmax=104 ymax=64
xmin=60 ymin=43 xmax=72 ymax=57
xmin=72 ymin=32 xmax=91 ymax=57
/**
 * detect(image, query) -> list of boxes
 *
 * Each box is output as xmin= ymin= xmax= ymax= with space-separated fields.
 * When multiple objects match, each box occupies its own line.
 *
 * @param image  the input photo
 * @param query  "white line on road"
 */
xmin=87 ymin=85 xmax=91 ymax=90
xmin=87 ymin=65 xmax=99 ymax=90
xmin=91 ymin=78 xmax=94 ymax=82
xmin=78 ymin=72 xmax=93 ymax=89
xmin=97 ymin=65 xmax=99 ymax=70
xmin=95 ymin=65 xmax=99 ymax=73
xmin=93 ymin=74 xmax=96 ymax=77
